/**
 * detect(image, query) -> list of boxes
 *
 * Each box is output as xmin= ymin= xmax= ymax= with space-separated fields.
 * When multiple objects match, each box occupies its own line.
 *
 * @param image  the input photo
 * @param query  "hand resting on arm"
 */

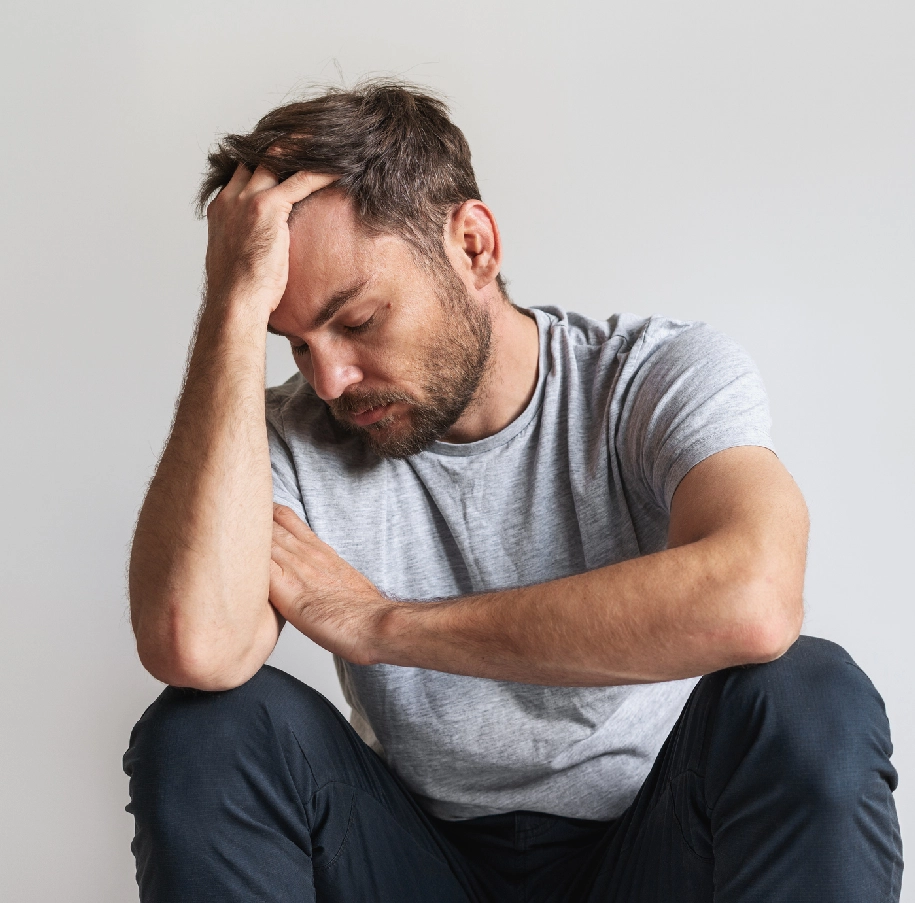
xmin=268 ymin=444 xmax=808 ymax=685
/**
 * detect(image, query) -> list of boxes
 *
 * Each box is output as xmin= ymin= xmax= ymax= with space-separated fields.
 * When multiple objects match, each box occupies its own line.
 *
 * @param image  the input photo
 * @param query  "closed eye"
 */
xmin=289 ymin=310 xmax=378 ymax=357
xmin=345 ymin=312 xmax=377 ymax=335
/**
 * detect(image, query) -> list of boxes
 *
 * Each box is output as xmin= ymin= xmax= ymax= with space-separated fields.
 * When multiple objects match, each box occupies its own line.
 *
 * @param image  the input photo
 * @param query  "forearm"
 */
xmin=129 ymin=298 xmax=278 ymax=689
xmin=374 ymin=534 xmax=804 ymax=686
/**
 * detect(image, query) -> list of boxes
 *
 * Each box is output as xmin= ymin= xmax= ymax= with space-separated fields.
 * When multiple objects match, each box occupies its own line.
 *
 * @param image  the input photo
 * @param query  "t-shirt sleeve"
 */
xmin=266 ymin=411 xmax=310 ymax=527
xmin=618 ymin=322 xmax=774 ymax=511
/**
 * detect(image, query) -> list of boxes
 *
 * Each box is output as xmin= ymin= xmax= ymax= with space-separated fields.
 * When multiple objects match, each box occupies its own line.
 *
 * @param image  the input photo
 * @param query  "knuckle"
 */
xmin=248 ymin=193 xmax=272 ymax=217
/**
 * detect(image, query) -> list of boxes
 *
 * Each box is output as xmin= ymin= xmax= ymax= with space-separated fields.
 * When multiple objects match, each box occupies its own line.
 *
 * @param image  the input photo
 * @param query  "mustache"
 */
xmin=328 ymin=388 xmax=415 ymax=417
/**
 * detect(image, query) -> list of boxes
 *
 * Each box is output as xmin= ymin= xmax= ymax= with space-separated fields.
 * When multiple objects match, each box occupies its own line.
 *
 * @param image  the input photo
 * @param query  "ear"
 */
xmin=444 ymin=200 xmax=503 ymax=291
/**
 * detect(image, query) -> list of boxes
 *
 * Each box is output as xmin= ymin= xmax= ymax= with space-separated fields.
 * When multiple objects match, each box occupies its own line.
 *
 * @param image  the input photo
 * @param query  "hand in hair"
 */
xmin=203 ymin=165 xmax=339 ymax=316
xmin=130 ymin=165 xmax=339 ymax=692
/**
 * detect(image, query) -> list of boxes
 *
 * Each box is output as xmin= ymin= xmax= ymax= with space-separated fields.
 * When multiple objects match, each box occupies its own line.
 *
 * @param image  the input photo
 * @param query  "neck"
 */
xmin=442 ymin=295 xmax=540 ymax=444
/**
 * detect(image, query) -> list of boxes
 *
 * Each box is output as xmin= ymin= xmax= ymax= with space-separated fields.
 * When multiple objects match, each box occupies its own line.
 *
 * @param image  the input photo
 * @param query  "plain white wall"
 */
xmin=1 ymin=1 xmax=911 ymax=899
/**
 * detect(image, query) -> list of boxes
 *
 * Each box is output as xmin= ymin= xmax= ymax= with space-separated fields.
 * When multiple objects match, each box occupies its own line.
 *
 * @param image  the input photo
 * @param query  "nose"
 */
xmin=301 ymin=344 xmax=363 ymax=402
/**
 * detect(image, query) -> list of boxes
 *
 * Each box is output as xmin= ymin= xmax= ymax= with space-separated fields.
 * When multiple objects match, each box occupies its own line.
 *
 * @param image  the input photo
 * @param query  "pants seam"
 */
xmin=667 ymin=779 xmax=713 ymax=862
xmin=267 ymin=700 xmax=319 ymax=836
xmin=313 ymin=788 xmax=357 ymax=873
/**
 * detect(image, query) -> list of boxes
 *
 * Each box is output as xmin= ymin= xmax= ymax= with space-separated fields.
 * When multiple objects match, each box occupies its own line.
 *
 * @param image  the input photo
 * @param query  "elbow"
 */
xmin=741 ymin=606 xmax=803 ymax=663
xmin=729 ymin=573 xmax=804 ymax=664
xmin=135 ymin=637 xmax=260 ymax=692
xmin=131 ymin=600 xmax=270 ymax=692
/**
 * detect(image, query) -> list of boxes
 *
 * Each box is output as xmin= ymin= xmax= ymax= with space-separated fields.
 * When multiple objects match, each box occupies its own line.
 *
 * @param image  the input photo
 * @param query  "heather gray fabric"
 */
xmin=265 ymin=305 xmax=774 ymax=821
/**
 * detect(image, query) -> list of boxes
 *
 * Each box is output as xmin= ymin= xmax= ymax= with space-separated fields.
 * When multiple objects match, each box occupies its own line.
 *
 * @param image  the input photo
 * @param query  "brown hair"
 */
xmin=197 ymin=79 xmax=506 ymax=293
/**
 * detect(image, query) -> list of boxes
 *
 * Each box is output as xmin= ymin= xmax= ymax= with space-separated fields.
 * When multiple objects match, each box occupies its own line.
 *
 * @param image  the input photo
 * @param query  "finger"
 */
xmin=273 ymin=171 xmax=341 ymax=207
xmin=273 ymin=504 xmax=315 ymax=541
xmin=268 ymin=554 xmax=287 ymax=582
xmin=269 ymin=535 xmax=314 ymax=591
xmin=216 ymin=163 xmax=253 ymax=204
xmin=268 ymin=559 xmax=299 ymax=616
xmin=268 ymin=541 xmax=321 ymax=604
xmin=269 ymin=539 xmax=300 ymax=576
xmin=271 ymin=525 xmax=307 ymax=565
xmin=241 ymin=164 xmax=281 ymax=196
xmin=271 ymin=516 xmax=302 ymax=550
xmin=271 ymin=530 xmax=322 ymax=578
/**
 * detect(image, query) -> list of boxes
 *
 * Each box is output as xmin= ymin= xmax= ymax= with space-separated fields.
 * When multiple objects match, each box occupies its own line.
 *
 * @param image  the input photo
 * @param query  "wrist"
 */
xmin=204 ymin=285 xmax=271 ymax=325
xmin=369 ymin=598 xmax=427 ymax=667
xmin=196 ymin=292 xmax=270 ymax=355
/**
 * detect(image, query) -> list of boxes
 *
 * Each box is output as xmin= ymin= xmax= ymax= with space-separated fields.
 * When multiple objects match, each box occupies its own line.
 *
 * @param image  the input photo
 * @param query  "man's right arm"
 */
xmin=128 ymin=166 xmax=336 ymax=691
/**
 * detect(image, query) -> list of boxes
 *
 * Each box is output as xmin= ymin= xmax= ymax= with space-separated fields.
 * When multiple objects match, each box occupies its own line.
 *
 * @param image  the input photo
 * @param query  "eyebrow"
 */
xmin=267 ymin=277 xmax=370 ymax=338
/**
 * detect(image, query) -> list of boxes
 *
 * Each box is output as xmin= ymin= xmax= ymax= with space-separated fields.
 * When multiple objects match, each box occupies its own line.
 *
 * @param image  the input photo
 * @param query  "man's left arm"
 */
xmin=268 ymin=444 xmax=808 ymax=685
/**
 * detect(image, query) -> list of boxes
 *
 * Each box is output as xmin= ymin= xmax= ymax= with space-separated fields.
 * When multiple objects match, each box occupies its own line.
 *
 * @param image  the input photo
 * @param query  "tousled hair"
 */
xmin=197 ymin=79 xmax=506 ymax=293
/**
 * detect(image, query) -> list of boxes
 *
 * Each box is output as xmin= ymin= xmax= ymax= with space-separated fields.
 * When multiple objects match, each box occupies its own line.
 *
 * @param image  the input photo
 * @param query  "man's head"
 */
xmin=198 ymin=79 xmax=507 ymax=295
xmin=198 ymin=80 xmax=508 ymax=458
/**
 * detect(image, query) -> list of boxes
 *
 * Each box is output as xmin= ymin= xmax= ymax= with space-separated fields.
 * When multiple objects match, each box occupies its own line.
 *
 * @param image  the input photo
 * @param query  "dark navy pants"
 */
xmin=123 ymin=637 xmax=903 ymax=901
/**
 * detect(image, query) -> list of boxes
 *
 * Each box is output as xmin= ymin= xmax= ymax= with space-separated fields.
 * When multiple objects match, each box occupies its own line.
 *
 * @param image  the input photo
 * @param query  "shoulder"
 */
xmin=532 ymin=305 xmax=728 ymax=359
xmin=532 ymin=304 xmax=652 ymax=352
xmin=628 ymin=318 xmax=760 ymax=386
xmin=594 ymin=314 xmax=767 ymax=419
xmin=533 ymin=306 xmax=752 ymax=388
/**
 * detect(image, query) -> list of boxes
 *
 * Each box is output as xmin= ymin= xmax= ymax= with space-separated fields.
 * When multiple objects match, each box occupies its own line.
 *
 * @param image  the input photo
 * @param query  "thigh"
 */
xmin=564 ymin=689 xmax=715 ymax=903
xmin=125 ymin=665 xmax=480 ymax=903
xmin=570 ymin=637 xmax=903 ymax=903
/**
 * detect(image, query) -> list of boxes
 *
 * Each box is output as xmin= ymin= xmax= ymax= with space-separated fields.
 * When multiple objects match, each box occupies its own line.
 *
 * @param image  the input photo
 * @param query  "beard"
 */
xmin=326 ymin=268 xmax=493 ymax=459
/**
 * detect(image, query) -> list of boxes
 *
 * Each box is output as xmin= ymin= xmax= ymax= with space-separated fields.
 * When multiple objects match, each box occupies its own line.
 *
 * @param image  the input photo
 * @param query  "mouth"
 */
xmin=347 ymin=403 xmax=395 ymax=427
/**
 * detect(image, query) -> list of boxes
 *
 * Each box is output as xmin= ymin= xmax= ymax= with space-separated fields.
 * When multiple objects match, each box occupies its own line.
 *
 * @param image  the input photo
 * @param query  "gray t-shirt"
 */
xmin=266 ymin=306 xmax=773 ymax=821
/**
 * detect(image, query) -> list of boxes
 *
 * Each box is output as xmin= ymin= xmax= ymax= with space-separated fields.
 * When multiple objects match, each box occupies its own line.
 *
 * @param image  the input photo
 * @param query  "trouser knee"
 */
xmin=123 ymin=666 xmax=341 ymax=844
xmin=701 ymin=636 xmax=897 ymax=813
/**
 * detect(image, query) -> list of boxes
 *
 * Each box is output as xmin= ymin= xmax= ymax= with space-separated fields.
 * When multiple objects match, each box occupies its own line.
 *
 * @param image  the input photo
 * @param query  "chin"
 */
xmin=363 ymin=419 xmax=420 ymax=458
xmin=360 ymin=416 xmax=433 ymax=459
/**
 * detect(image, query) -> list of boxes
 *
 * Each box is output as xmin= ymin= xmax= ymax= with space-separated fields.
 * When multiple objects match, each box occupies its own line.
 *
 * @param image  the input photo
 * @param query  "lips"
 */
xmin=348 ymin=403 xmax=394 ymax=427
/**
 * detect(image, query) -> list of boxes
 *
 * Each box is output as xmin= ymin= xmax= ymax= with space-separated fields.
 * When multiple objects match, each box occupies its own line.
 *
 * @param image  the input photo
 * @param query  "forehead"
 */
xmin=288 ymin=188 xmax=372 ymax=266
xmin=274 ymin=188 xmax=421 ymax=334
xmin=288 ymin=189 xmax=425 ymax=281
xmin=283 ymin=190 xmax=379 ymax=318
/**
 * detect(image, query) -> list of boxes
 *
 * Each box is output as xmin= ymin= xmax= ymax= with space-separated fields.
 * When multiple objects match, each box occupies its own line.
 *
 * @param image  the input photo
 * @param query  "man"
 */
xmin=124 ymin=81 xmax=902 ymax=901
